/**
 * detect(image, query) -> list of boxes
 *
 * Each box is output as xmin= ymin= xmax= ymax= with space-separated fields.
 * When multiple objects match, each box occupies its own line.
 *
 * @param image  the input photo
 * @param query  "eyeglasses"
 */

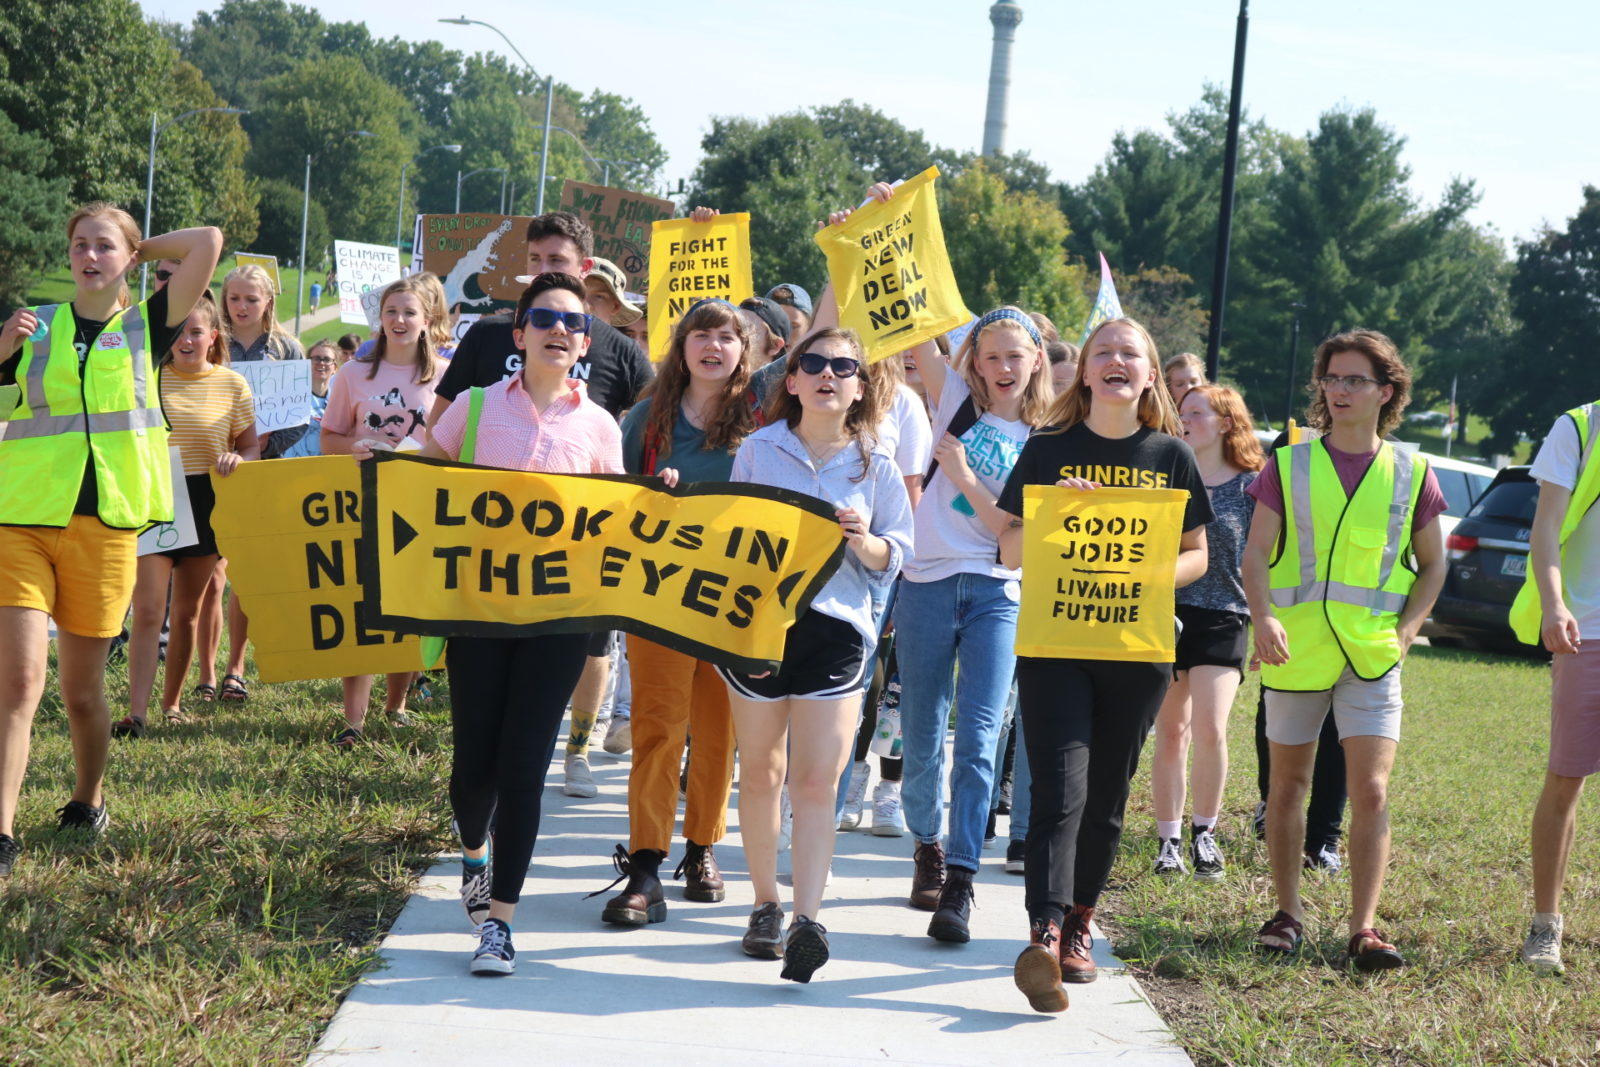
xmin=153 ymin=269 xmax=174 ymax=282
xmin=524 ymin=308 xmax=593 ymax=333
xmin=1316 ymin=374 xmax=1381 ymax=391
xmin=796 ymin=352 xmax=860 ymax=378
xmin=310 ymin=357 xmax=336 ymax=366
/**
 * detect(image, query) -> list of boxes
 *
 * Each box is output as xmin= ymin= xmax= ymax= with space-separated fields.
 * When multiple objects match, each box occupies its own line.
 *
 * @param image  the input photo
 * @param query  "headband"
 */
xmin=974 ymin=307 xmax=1042 ymax=347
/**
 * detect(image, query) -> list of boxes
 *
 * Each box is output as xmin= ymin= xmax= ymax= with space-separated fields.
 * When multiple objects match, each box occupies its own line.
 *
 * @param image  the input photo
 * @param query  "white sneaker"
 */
xmin=563 ymin=752 xmax=598 ymax=798
xmin=837 ymin=761 xmax=871 ymax=830
xmin=777 ymin=787 xmax=792 ymax=852
xmin=870 ymin=779 xmax=906 ymax=837
xmin=602 ymin=718 xmax=632 ymax=755
xmin=1522 ymin=915 xmax=1564 ymax=975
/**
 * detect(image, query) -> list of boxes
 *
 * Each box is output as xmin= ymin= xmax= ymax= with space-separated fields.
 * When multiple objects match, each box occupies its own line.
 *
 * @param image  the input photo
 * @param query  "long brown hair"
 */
xmin=163 ymin=292 xmax=230 ymax=367
xmin=952 ymin=308 xmax=1054 ymax=426
xmin=643 ymin=299 xmax=757 ymax=459
xmin=1304 ymin=328 xmax=1412 ymax=438
xmin=764 ymin=327 xmax=881 ymax=482
xmin=1184 ymin=384 xmax=1264 ymax=472
xmin=67 ymin=202 xmax=141 ymax=310
xmin=1038 ymin=317 xmax=1179 ymax=436
xmin=360 ymin=275 xmax=440 ymax=384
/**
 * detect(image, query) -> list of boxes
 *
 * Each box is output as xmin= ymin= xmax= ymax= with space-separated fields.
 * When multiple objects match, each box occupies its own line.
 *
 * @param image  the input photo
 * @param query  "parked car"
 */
xmin=1428 ymin=465 xmax=1547 ymax=653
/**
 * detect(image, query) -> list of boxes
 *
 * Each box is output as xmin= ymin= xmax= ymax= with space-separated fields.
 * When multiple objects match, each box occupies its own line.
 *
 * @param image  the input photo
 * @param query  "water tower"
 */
xmin=982 ymin=2 xmax=1023 ymax=156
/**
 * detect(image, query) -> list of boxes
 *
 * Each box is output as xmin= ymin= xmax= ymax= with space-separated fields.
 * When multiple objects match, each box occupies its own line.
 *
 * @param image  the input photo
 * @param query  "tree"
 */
xmin=179 ymin=0 xmax=327 ymax=115
xmin=813 ymin=100 xmax=941 ymax=183
xmin=148 ymin=60 xmax=258 ymax=249
xmin=251 ymin=177 xmax=328 ymax=268
xmin=1114 ymin=267 xmax=1209 ymax=365
xmin=0 ymin=112 xmax=72 ymax=309
xmin=576 ymin=89 xmax=668 ymax=193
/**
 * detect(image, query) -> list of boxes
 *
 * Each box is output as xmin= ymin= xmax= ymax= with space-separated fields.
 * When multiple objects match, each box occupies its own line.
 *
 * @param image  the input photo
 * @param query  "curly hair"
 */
xmin=641 ymin=299 xmax=757 ymax=461
xmin=1304 ymin=328 xmax=1412 ymax=438
xmin=1182 ymin=384 xmax=1264 ymax=472
xmin=764 ymin=327 xmax=881 ymax=482
xmin=1038 ymin=317 xmax=1179 ymax=436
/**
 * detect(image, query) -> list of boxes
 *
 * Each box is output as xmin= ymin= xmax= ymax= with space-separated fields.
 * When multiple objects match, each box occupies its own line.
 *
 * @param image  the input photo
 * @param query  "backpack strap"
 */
xmin=922 ymin=395 xmax=979 ymax=489
xmin=460 ymin=386 xmax=485 ymax=463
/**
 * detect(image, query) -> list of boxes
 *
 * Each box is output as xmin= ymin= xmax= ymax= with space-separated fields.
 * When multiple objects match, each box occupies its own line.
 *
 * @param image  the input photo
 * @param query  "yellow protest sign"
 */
xmin=358 ymin=452 xmax=845 ymax=673
xmin=647 ymin=213 xmax=753 ymax=360
xmin=813 ymin=166 xmax=971 ymax=364
xmin=233 ymin=252 xmax=282 ymax=293
xmin=1015 ymin=485 xmax=1189 ymax=661
xmin=211 ymin=457 xmax=423 ymax=683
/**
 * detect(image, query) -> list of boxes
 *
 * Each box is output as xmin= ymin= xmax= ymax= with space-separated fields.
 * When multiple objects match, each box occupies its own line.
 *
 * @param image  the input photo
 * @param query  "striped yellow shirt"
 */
xmin=159 ymin=363 xmax=255 ymax=475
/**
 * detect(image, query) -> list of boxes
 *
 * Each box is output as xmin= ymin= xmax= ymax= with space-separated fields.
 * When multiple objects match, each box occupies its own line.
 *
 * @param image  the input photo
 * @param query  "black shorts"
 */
xmin=1174 ymin=604 xmax=1249 ymax=673
xmin=159 ymin=473 xmax=220 ymax=561
xmin=718 ymin=609 xmax=869 ymax=701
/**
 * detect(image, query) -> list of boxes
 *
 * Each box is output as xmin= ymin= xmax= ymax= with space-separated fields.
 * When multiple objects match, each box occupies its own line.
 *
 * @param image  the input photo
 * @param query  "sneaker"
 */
xmin=1304 ymin=843 xmax=1343 ymax=874
xmin=780 ymin=915 xmax=830 ymax=983
xmin=928 ymin=868 xmax=975 ymax=943
xmin=563 ymin=752 xmax=598 ymax=798
xmin=1252 ymin=800 xmax=1268 ymax=839
xmin=742 ymin=901 xmax=785 ymax=959
xmin=777 ymin=787 xmax=792 ymax=852
xmin=56 ymin=799 xmax=108 ymax=837
xmin=1521 ymin=916 xmax=1564 ymax=975
xmin=870 ymin=779 xmax=906 ymax=837
xmin=985 ymin=809 xmax=998 ymax=848
xmin=909 ymin=840 xmax=946 ymax=911
xmin=469 ymin=917 xmax=515 ymax=975
xmin=460 ymin=858 xmax=492 ymax=928
xmin=1191 ymin=826 xmax=1225 ymax=882
xmin=0 ymin=834 xmax=17 ymax=877
xmin=602 ymin=718 xmax=632 ymax=755
xmin=1004 ymin=839 xmax=1026 ymax=875
xmin=1153 ymin=836 xmax=1186 ymax=876
xmin=837 ymin=761 xmax=871 ymax=831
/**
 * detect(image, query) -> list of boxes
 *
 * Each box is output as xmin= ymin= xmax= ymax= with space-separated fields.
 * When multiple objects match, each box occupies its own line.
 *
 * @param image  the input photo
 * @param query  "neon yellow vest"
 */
xmin=1261 ymin=439 xmax=1427 ymax=691
xmin=0 ymin=302 xmax=172 ymax=528
xmin=1511 ymin=401 xmax=1599 ymax=644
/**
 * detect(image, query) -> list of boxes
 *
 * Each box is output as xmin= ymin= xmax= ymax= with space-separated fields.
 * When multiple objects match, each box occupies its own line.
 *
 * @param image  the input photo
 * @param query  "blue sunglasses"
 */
xmin=523 ymin=308 xmax=594 ymax=333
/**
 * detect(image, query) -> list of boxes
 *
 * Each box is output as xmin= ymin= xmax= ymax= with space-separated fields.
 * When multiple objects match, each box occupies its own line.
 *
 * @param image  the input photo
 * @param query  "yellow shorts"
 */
xmin=0 ymin=516 xmax=137 ymax=638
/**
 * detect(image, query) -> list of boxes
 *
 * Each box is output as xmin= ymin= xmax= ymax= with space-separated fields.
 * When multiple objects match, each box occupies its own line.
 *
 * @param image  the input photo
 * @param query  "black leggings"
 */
xmin=1018 ymin=658 xmax=1170 ymax=912
xmin=447 ymin=632 xmax=590 ymax=905
xmin=1253 ymin=686 xmax=1347 ymax=852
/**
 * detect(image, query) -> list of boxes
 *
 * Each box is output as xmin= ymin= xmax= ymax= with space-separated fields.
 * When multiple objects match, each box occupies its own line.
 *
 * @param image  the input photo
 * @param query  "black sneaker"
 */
xmin=984 ymin=809 xmax=998 ymax=847
xmin=1153 ymin=836 xmax=1185 ymax=876
xmin=742 ymin=901 xmax=785 ymax=959
xmin=460 ymin=859 xmax=492 ymax=927
xmin=928 ymin=868 xmax=975 ymax=943
xmin=56 ymin=800 xmax=108 ymax=837
xmin=780 ymin=916 xmax=830 ymax=983
xmin=1004 ymin=839 xmax=1026 ymax=875
xmin=1304 ymin=843 xmax=1343 ymax=874
xmin=0 ymin=833 xmax=18 ymax=877
xmin=469 ymin=917 xmax=515 ymax=975
xmin=1252 ymin=801 xmax=1268 ymax=839
xmin=1191 ymin=826 xmax=1225 ymax=882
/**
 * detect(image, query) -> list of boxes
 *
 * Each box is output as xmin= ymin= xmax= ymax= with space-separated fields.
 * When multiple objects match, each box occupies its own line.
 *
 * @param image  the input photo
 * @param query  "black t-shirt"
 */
xmin=436 ymin=311 xmax=653 ymax=419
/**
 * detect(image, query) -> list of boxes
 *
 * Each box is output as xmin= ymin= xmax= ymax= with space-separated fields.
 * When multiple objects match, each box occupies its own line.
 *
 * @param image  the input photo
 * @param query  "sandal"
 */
xmin=163 ymin=708 xmax=190 ymax=726
xmin=1347 ymin=928 xmax=1405 ymax=972
xmin=1256 ymin=910 xmax=1304 ymax=956
xmin=219 ymin=674 xmax=248 ymax=702
xmin=386 ymin=709 xmax=412 ymax=729
xmin=111 ymin=716 xmax=147 ymax=739
xmin=193 ymin=682 xmax=217 ymax=703
xmin=332 ymin=727 xmax=363 ymax=750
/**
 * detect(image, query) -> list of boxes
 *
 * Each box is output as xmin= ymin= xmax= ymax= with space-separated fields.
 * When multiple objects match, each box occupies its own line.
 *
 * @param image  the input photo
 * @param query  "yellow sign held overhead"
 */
xmin=646 ymin=213 xmax=753 ymax=360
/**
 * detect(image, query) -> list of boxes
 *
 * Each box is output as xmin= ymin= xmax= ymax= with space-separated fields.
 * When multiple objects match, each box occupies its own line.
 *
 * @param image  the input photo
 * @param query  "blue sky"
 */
xmin=142 ymin=0 xmax=1597 ymax=246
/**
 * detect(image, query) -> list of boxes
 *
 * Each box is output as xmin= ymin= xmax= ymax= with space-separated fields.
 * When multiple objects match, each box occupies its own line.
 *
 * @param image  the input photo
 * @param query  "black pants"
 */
xmin=1018 ymin=657 xmax=1170 ymax=912
xmin=1253 ymin=687 xmax=1346 ymax=852
xmin=447 ymin=632 xmax=590 ymax=905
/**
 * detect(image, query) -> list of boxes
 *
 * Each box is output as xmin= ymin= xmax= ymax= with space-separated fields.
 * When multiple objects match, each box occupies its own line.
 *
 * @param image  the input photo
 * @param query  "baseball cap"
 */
xmin=739 ymin=296 xmax=792 ymax=344
xmin=765 ymin=284 xmax=813 ymax=316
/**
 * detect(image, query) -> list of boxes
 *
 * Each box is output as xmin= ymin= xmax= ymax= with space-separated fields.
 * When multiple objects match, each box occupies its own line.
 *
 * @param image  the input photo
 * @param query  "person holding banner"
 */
xmin=0 ymin=203 xmax=221 ymax=877
xmin=1243 ymin=329 xmax=1445 ymax=971
xmin=996 ymin=317 xmax=1211 ymax=1012
xmin=116 ymin=294 xmax=258 ymax=738
xmin=719 ymin=327 xmax=913 ymax=983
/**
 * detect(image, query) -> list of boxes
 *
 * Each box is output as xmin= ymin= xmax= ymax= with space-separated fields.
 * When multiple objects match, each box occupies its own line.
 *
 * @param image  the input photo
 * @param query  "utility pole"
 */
xmin=1204 ymin=0 xmax=1250 ymax=382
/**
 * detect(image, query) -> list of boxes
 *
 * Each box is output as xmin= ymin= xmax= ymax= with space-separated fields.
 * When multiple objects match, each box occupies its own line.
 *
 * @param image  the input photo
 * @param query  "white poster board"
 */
xmin=137 ymin=447 xmax=197 ymax=556
xmin=234 ymin=360 xmax=312 ymax=435
xmin=334 ymin=240 xmax=402 ymax=326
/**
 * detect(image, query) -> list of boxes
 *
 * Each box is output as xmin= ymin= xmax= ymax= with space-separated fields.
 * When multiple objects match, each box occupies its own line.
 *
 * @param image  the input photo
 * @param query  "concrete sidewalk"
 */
xmin=309 ymin=743 xmax=1192 ymax=1066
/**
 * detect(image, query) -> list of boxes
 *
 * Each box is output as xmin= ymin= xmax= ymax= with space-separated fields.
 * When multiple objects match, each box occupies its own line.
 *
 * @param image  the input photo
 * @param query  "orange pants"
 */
xmin=627 ymin=635 xmax=736 ymax=853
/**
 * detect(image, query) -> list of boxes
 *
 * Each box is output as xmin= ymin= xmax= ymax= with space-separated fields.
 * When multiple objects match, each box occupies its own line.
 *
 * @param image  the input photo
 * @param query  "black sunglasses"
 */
xmin=796 ymin=352 xmax=860 ymax=378
xmin=524 ymin=307 xmax=593 ymax=333
xmin=153 ymin=269 xmax=174 ymax=282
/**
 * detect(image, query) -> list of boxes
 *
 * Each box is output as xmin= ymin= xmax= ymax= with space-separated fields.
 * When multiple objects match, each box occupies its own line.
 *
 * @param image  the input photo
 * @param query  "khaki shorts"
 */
xmin=0 ymin=517 xmax=137 ymax=638
xmin=1265 ymin=665 xmax=1403 ymax=745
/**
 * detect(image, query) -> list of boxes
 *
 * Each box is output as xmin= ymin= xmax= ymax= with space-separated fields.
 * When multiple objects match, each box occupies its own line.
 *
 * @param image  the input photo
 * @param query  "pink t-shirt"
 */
xmin=431 ymin=374 xmax=623 ymax=475
xmin=1248 ymin=441 xmax=1446 ymax=534
xmin=323 ymin=358 xmax=439 ymax=448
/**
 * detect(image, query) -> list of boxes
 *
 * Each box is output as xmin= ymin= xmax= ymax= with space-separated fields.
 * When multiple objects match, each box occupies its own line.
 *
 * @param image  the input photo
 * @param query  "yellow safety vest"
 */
xmin=0 ymin=301 xmax=172 ymax=528
xmin=1510 ymin=401 xmax=1599 ymax=644
xmin=1261 ymin=439 xmax=1427 ymax=691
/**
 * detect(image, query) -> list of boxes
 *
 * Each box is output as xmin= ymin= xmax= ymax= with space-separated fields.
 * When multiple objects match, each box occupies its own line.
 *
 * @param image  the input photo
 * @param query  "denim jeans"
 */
xmin=898 ymin=572 xmax=1019 ymax=872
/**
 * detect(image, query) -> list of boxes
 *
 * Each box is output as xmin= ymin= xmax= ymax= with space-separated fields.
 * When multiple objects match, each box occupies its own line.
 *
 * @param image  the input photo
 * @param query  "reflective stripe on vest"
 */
xmin=1510 ymin=401 xmax=1600 ymax=644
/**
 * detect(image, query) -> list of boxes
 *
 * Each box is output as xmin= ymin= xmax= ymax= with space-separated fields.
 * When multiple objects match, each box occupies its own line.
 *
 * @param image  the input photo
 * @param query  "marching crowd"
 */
xmin=0 ymin=190 xmax=1594 ymax=1012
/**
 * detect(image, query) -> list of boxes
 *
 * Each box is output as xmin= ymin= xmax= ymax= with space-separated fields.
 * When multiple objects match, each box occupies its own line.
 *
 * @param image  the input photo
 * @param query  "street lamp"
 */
xmin=438 ymin=17 xmax=556 ymax=213
xmin=298 ymin=130 xmax=375 ymax=335
xmin=456 ymin=167 xmax=507 ymax=213
xmin=398 ymin=143 xmax=462 ymax=247
xmin=142 ymin=106 xmax=247 ymax=299
xmin=528 ymin=125 xmax=642 ymax=187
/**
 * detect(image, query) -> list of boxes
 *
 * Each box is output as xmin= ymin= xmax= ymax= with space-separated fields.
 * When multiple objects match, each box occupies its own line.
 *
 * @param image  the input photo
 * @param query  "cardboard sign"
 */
xmin=210 ymin=457 xmax=422 ymax=683
xmin=334 ymin=240 xmax=403 ymax=326
xmin=416 ymin=214 xmax=530 ymax=316
xmin=233 ymin=360 xmax=312 ymax=435
xmin=233 ymin=253 xmax=282 ymax=293
xmin=814 ymin=167 xmax=971 ymax=364
xmin=1014 ymin=485 xmax=1189 ymax=661
xmin=646 ymin=214 xmax=753 ymax=360
xmin=137 ymin=447 xmax=198 ymax=556
xmin=559 ymin=179 xmax=675 ymax=292
xmin=358 ymin=452 xmax=845 ymax=674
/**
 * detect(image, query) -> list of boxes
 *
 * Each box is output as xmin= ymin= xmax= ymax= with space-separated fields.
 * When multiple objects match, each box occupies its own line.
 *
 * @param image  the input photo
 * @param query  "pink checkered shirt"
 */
xmin=430 ymin=375 xmax=623 ymax=475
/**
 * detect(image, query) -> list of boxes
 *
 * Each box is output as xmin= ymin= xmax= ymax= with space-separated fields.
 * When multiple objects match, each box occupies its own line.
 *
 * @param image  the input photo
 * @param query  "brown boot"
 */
xmin=675 ymin=840 xmax=726 ymax=902
xmin=909 ymin=840 xmax=946 ymax=911
xmin=594 ymin=845 xmax=667 ymax=926
xmin=1014 ymin=917 xmax=1068 ymax=1013
xmin=1060 ymin=904 xmax=1098 ymax=983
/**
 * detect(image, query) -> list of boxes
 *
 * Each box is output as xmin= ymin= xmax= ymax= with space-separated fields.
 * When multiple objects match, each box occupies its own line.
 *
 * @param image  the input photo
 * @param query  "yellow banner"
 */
xmin=210 ymin=458 xmax=423 ymax=683
xmin=1015 ymin=485 xmax=1189 ymax=661
xmin=814 ymin=166 xmax=972 ymax=364
xmin=647 ymin=214 xmax=753 ymax=360
xmin=358 ymin=452 xmax=845 ymax=673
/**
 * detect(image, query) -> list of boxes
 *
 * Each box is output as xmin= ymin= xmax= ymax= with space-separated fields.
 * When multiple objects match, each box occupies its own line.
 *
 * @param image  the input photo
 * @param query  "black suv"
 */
xmin=1429 ymin=466 xmax=1548 ymax=654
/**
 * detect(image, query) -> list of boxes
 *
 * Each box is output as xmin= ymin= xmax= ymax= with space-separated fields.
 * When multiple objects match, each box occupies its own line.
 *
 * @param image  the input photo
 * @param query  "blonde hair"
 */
xmin=1039 ymin=317 xmax=1179 ymax=436
xmin=67 ymin=202 xmax=142 ymax=309
xmin=1164 ymin=351 xmax=1205 ymax=380
xmin=952 ymin=307 xmax=1054 ymax=426
xmin=413 ymin=272 xmax=455 ymax=350
xmin=1183 ymin=384 xmax=1264 ymax=472
xmin=221 ymin=265 xmax=290 ymax=346
xmin=358 ymin=275 xmax=440 ymax=384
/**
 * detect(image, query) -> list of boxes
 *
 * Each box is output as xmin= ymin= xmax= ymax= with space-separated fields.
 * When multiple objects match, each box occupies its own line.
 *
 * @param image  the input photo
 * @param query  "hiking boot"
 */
xmin=1014 ymin=917 xmax=1068 ymax=1013
xmin=602 ymin=718 xmax=632 ymax=754
xmin=837 ymin=760 xmax=871 ymax=831
xmin=469 ymin=917 xmax=515 ymax=975
xmin=56 ymin=799 xmax=108 ymax=837
xmin=1004 ymin=839 xmax=1026 ymax=874
xmin=1060 ymin=904 xmax=1098 ymax=983
xmin=1522 ymin=915 xmax=1564 ymax=976
xmin=1191 ymin=825 xmax=1225 ymax=882
xmin=871 ymin=779 xmax=905 ymax=836
xmin=1153 ymin=836 xmax=1186 ymax=876
xmin=1304 ymin=843 xmax=1343 ymax=874
xmin=909 ymin=840 xmax=946 ymax=911
xmin=928 ymin=867 xmax=975 ymax=943
xmin=674 ymin=840 xmax=725 ymax=902
xmin=0 ymin=834 xmax=17 ymax=878
xmin=596 ymin=845 xmax=667 ymax=926
xmin=780 ymin=915 xmax=830 ymax=983
xmin=563 ymin=752 xmax=598 ymax=798
xmin=742 ymin=901 xmax=785 ymax=959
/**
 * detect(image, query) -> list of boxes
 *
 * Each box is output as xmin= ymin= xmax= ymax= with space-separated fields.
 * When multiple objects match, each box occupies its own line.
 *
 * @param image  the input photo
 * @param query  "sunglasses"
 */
xmin=796 ymin=352 xmax=860 ymax=378
xmin=153 ymin=269 xmax=174 ymax=282
xmin=523 ymin=307 xmax=593 ymax=333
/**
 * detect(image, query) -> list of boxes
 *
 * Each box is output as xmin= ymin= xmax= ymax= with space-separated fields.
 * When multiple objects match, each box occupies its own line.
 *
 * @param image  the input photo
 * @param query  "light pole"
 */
xmin=438 ymin=17 xmax=555 ymax=212
xmin=456 ymin=167 xmax=507 ymax=213
xmin=142 ymin=106 xmax=247 ymax=299
xmin=397 ymin=143 xmax=461 ymax=248
xmin=298 ymin=129 xmax=374 ymax=335
xmin=1204 ymin=0 xmax=1250 ymax=381
xmin=528 ymin=125 xmax=642 ymax=188
xmin=1282 ymin=302 xmax=1305 ymax=429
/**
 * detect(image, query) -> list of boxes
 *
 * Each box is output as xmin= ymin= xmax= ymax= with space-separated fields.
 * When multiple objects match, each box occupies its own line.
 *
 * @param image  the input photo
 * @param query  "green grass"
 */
xmin=1398 ymin=413 xmax=1533 ymax=465
xmin=1104 ymin=644 xmax=1600 ymax=1066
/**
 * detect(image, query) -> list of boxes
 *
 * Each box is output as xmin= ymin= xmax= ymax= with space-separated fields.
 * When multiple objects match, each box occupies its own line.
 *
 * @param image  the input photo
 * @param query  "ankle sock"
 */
xmin=463 ymin=852 xmax=487 ymax=869
xmin=1156 ymin=820 xmax=1181 ymax=841
xmin=1533 ymin=911 xmax=1561 ymax=927
xmin=1192 ymin=815 xmax=1217 ymax=832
